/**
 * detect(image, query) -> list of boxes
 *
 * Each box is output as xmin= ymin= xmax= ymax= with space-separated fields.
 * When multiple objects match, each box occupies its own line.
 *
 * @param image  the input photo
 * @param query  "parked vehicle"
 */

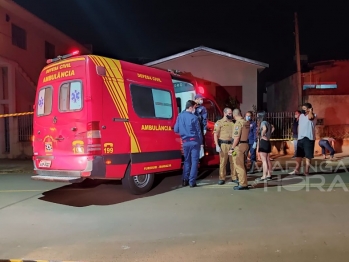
xmin=32 ymin=51 xmax=222 ymax=194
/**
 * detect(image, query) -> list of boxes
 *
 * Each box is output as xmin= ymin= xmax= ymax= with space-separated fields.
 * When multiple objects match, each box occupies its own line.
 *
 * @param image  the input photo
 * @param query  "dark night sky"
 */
xmin=13 ymin=0 xmax=349 ymax=83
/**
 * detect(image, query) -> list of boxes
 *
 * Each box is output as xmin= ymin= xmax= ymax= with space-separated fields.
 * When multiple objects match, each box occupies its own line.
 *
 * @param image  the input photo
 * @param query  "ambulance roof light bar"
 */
xmin=167 ymin=69 xmax=183 ymax=75
xmin=46 ymin=50 xmax=80 ymax=64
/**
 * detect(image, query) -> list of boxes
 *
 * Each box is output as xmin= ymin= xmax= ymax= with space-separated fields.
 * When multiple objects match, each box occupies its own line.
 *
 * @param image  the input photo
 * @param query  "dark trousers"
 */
xmin=248 ymin=143 xmax=256 ymax=162
xmin=183 ymin=141 xmax=200 ymax=186
xmin=319 ymin=140 xmax=335 ymax=156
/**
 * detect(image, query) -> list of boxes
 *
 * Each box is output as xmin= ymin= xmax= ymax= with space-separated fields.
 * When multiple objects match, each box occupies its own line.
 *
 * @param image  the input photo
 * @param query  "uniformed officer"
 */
xmin=174 ymin=100 xmax=203 ymax=188
xmin=229 ymin=109 xmax=250 ymax=190
xmin=194 ymin=94 xmax=208 ymax=135
xmin=214 ymin=108 xmax=237 ymax=185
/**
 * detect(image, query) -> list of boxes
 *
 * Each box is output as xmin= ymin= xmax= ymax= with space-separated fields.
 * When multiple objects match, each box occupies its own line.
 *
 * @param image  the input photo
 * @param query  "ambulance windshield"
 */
xmin=172 ymin=79 xmax=194 ymax=93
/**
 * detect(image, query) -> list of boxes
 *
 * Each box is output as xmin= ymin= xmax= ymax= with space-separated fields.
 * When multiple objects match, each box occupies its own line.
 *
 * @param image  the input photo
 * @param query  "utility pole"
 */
xmin=294 ymin=12 xmax=302 ymax=107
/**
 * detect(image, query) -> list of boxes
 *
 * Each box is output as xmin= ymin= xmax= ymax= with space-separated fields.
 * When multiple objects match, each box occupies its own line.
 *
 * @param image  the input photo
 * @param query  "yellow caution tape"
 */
xmin=0 ymin=112 xmax=34 ymax=118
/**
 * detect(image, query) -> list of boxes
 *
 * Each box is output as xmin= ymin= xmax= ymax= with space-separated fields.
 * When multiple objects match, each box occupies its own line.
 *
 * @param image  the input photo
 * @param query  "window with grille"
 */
xmin=12 ymin=24 xmax=27 ymax=50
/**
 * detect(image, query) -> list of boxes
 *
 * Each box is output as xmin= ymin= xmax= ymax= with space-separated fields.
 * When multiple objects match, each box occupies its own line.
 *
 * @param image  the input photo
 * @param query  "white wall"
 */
xmin=305 ymin=95 xmax=349 ymax=126
xmin=149 ymin=50 xmax=261 ymax=114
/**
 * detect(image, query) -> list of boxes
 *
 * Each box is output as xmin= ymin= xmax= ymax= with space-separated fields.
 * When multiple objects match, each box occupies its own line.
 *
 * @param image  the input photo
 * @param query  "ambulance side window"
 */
xmin=130 ymin=84 xmax=173 ymax=119
xmin=37 ymin=86 xmax=53 ymax=116
xmin=59 ymin=81 xmax=83 ymax=112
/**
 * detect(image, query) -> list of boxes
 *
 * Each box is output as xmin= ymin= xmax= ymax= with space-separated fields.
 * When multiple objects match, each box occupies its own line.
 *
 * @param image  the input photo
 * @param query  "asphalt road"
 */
xmin=0 ymin=166 xmax=349 ymax=262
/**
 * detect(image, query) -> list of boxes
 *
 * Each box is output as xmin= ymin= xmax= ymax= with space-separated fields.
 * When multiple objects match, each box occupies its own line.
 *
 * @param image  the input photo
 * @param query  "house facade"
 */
xmin=145 ymin=46 xmax=268 ymax=114
xmin=267 ymin=60 xmax=349 ymax=153
xmin=0 ymin=0 xmax=90 ymax=158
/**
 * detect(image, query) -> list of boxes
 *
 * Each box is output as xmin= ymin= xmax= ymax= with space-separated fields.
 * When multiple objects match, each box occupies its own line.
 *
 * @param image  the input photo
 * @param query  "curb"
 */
xmin=0 ymin=169 xmax=34 ymax=174
xmin=0 ymin=169 xmax=24 ymax=174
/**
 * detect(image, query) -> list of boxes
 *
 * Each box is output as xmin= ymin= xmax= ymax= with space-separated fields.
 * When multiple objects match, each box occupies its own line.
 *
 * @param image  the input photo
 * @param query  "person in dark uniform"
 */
xmin=194 ymin=94 xmax=208 ymax=136
xmin=174 ymin=100 xmax=203 ymax=188
xmin=229 ymin=109 xmax=250 ymax=190
xmin=245 ymin=111 xmax=258 ymax=174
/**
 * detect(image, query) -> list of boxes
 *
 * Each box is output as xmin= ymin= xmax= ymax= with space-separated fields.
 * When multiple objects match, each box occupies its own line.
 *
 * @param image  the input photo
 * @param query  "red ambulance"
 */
xmin=31 ymin=51 xmax=222 ymax=194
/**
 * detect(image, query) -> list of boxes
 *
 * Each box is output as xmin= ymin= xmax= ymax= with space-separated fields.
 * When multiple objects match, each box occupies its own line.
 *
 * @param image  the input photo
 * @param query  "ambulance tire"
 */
xmin=122 ymin=164 xmax=155 ymax=195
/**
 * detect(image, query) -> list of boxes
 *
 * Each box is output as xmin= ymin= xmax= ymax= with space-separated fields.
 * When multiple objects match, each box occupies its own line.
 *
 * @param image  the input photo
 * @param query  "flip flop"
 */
xmin=288 ymin=171 xmax=299 ymax=175
xmin=255 ymin=177 xmax=267 ymax=182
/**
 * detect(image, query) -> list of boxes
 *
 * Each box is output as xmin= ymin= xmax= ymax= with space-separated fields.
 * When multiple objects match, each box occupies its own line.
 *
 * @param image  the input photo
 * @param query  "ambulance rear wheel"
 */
xmin=122 ymin=166 xmax=154 ymax=195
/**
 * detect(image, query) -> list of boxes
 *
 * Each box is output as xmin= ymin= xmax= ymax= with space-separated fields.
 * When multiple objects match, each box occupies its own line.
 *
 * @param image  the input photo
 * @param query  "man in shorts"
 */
xmin=289 ymin=103 xmax=317 ymax=176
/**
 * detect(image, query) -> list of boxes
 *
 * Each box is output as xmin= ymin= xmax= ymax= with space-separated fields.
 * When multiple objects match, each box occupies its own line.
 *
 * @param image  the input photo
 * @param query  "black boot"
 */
xmin=247 ymin=161 xmax=255 ymax=174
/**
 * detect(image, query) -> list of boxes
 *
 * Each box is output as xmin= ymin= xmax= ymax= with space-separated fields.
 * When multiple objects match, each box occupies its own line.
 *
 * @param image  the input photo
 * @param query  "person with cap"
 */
xmin=194 ymin=94 xmax=208 ymax=136
xmin=214 ymin=107 xmax=236 ymax=185
xmin=174 ymin=100 xmax=203 ymax=188
xmin=228 ymin=109 xmax=250 ymax=190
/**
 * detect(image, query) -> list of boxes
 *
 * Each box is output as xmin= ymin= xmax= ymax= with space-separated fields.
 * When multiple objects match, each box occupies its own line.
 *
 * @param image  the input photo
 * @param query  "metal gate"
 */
xmin=18 ymin=114 xmax=33 ymax=142
xmin=265 ymin=112 xmax=294 ymax=141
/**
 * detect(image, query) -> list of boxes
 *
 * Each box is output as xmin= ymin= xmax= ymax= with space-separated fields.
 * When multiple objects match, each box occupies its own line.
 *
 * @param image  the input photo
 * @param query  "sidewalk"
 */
xmin=0 ymin=159 xmax=33 ymax=174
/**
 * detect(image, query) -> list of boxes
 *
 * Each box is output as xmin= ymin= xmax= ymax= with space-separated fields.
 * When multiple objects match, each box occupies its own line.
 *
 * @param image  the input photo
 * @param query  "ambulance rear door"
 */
xmin=33 ymin=57 xmax=89 ymax=172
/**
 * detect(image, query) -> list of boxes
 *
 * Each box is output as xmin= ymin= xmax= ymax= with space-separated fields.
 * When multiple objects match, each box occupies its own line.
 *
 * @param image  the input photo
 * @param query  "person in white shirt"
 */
xmin=289 ymin=103 xmax=317 ymax=176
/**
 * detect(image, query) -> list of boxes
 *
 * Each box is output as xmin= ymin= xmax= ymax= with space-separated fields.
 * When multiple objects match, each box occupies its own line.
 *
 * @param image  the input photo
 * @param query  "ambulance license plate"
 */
xmin=38 ymin=160 xmax=51 ymax=168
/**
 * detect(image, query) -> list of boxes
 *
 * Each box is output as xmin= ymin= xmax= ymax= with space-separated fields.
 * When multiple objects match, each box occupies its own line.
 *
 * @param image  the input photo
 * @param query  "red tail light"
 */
xmin=87 ymin=121 xmax=101 ymax=155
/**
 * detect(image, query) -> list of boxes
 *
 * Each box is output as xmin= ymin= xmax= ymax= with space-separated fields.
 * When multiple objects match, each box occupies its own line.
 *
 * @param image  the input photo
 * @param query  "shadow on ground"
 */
xmin=38 ymin=168 xmax=215 ymax=207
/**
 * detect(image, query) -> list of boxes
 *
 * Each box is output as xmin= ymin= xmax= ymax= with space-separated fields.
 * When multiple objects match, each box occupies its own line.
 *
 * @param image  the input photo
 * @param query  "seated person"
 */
xmin=319 ymin=137 xmax=336 ymax=160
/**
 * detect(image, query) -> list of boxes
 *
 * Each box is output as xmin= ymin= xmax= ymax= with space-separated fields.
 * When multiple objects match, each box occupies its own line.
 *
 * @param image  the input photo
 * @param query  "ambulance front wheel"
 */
xmin=122 ymin=166 xmax=155 ymax=195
